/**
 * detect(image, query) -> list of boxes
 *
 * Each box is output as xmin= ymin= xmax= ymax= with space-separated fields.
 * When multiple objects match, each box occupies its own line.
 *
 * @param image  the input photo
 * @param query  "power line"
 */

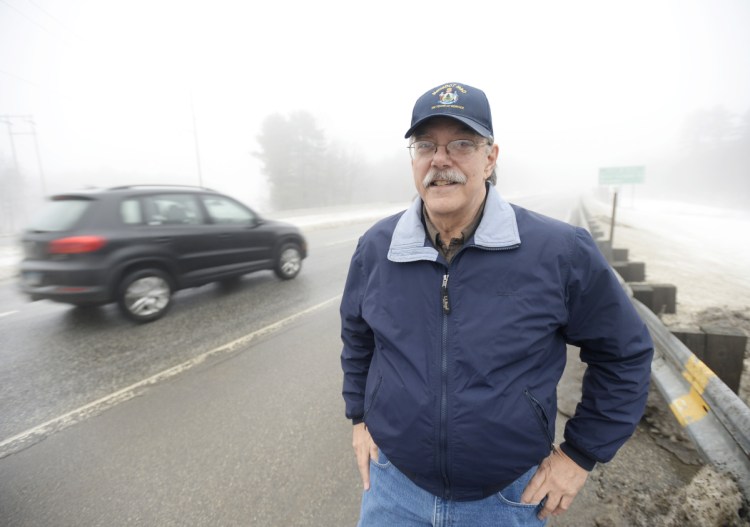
xmin=20 ymin=0 xmax=83 ymax=40
xmin=0 ymin=0 xmax=58 ymax=38
xmin=0 ymin=69 xmax=40 ymax=89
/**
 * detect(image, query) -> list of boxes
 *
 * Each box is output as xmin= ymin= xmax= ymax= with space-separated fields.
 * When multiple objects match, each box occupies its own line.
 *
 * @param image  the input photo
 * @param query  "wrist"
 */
xmin=559 ymin=441 xmax=596 ymax=471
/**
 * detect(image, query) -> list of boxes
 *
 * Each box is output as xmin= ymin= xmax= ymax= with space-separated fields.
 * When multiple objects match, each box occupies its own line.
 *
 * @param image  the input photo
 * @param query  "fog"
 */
xmin=1 ymin=0 xmax=749 ymax=233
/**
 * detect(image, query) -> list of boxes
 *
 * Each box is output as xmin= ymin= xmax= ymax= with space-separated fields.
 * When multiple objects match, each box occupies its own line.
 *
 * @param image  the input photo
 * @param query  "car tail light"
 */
xmin=48 ymin=236 xmax=107 ymax=254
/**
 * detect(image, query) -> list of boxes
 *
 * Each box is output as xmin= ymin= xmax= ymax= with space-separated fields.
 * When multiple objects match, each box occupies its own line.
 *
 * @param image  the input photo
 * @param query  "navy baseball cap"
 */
xmin=404 ymin=82 xmax=493 ymax=139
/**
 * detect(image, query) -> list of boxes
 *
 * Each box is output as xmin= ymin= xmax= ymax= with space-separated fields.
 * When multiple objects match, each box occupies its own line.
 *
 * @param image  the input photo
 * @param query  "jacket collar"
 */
xmin=387 ymin=184 xmax=520 ymax=263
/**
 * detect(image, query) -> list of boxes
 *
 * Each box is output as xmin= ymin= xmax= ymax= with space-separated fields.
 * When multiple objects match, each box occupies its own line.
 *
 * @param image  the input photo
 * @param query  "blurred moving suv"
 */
xmin=19 ymin=185 xmax=308 ymax=322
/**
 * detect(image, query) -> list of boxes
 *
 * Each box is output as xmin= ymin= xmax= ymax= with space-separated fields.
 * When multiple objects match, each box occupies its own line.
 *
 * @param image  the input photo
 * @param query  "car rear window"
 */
xmin=27 ymin=198 xmax=92 ymax=232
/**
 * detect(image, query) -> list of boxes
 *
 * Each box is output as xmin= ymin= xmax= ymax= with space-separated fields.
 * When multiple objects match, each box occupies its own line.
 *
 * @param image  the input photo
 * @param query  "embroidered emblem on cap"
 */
xmin=438 ymin=88 xmax=458 ymax=105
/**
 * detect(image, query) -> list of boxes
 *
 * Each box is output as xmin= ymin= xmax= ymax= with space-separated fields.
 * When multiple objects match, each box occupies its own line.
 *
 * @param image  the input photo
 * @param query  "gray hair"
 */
xmin=485 ymin=136 xmax=497 ymax=186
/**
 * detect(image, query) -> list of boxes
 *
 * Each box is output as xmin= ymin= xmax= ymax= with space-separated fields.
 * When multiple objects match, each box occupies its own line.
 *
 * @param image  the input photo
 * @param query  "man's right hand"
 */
xmin=352 ymin=422 xmax=379 ymax=490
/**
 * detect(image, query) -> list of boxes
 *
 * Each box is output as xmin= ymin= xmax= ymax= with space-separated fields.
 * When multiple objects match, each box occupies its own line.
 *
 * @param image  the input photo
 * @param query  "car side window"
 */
xmin=201 ymin=196 xmax=256 ymax=225
xmin=121 ymin=198 xmax=143 ymax=224
xmin=143 ymin=194 xmax=204 ymax=226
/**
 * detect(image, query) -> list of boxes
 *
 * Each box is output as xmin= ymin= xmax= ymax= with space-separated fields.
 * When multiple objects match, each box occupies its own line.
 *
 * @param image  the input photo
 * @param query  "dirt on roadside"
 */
xmin=551 ymin=381 xmax=749 ymax=527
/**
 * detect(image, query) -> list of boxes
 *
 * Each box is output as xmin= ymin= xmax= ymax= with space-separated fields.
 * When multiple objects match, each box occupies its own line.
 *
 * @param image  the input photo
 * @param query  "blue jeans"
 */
xmin=357 ymin=452 xmax=547 ymax=527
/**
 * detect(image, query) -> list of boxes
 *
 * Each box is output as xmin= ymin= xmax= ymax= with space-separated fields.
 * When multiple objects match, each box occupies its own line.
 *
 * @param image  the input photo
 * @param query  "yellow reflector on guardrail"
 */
xmin=682 ymin=356 xmax=715 ymax=395
xmin=670 ymin=389 xmax=709 ymax=427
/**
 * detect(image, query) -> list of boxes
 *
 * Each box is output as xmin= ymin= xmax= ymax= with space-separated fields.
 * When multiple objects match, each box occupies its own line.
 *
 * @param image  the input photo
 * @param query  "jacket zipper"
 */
xmin=439 ymin=271 xmax=451 ymax=498
xmin=441 ymin=273 xmax=450 ymax=315
xmin=436 ymin=247 xmax=515 ymax=498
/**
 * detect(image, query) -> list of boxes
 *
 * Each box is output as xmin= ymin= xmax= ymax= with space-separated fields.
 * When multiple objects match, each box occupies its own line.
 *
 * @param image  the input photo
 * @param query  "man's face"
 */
xmin=410 ymin=117 xmax=498 ymax=224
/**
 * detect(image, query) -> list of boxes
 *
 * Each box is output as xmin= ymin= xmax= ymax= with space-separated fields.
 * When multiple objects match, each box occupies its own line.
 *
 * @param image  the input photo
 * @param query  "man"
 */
xmin=340 ymin=82 xmax=653 ymax=525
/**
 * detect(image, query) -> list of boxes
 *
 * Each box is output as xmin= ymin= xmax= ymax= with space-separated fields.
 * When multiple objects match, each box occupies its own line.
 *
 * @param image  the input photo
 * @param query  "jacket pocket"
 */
xmin=524 ymin=388 xmax=554 ymax=448
xmin=363 ymin=375 xmax=383 ymax=420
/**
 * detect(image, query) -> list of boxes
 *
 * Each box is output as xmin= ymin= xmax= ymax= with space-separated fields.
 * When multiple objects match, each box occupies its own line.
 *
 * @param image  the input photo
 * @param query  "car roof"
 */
xmin=50 ymin=185 xmax=219 ymax=200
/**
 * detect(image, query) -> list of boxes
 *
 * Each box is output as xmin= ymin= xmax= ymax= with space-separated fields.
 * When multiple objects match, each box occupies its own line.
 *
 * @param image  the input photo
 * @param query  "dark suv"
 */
xmin=19 ymin=185 xmax=308 ymax=322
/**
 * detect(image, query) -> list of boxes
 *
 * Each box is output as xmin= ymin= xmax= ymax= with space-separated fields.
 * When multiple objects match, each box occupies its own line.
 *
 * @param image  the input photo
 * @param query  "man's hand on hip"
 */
xmin=520 ymin=445 xmax=589 ymax=520
xmin=352 ymin=423 xmax=379 ymax=490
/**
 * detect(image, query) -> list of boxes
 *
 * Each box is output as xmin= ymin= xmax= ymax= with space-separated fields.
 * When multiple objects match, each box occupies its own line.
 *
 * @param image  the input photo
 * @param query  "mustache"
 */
xmin=421 ymin=169 xmax=467 ymax=188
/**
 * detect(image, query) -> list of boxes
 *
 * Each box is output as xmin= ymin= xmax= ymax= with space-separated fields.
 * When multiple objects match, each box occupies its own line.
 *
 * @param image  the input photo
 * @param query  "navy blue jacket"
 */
xmin=340 ymin=186 xmax=653 ymax=501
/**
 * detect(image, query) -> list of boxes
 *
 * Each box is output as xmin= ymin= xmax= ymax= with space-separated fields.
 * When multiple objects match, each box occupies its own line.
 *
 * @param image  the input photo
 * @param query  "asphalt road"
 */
xmin=0 ymin=303 xmax=361 ymax=526
xmin=1 ymin=195 xmax=699 ymax=526
xmin=0 ymin=215 xmax=370 ymax=526
xmin=0 ymin=218 xmax=367 ymax=445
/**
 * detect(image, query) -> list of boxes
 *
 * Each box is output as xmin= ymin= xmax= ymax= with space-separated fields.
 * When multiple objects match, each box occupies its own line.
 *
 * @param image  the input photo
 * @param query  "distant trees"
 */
xmin=254 ymin=111 xmax=413 ymax=211
xmin=670 ymin=105 xmax=750 ymax=207
xmin=255 ymin=111 xmax=355 ymax=210
xmin=680 ymin=105 xmax=743 ymax=147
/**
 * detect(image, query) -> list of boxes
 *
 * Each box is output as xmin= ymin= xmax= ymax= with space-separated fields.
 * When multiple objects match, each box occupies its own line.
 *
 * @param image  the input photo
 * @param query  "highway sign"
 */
xmin=599 ymin=165 xmax=645 ymax=185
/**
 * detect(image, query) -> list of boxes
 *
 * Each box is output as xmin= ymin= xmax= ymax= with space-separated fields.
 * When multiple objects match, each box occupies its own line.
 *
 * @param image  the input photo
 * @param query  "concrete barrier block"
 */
xmin=652 ymin=284 xmax=677 ymax=314
xmin=612 ymin=261 xmax=628 ymax=279
xmin=627 ymin=262 xmax=646 ymax=282
xmin=612 ymin=248 xmax=629 ymax=261
xmin=700 ymin=325 xmax=747 ymax=394
xmin=613 ymin=261 xmax=646 ymax=282
xmin=595 ymin=240 xmax=613 ymax=262
xmin=670 ymin=327 xmax=706 ymax=360
xmin=632 ymin=283 xmax=676 ymax=314
xmin=631 ymin=283 xmax=654 ymax=308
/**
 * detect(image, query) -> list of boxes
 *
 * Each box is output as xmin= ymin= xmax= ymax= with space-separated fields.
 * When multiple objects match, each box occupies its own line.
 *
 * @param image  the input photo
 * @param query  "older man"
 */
xmin=340 ymin=82 xmax=653 ymax=526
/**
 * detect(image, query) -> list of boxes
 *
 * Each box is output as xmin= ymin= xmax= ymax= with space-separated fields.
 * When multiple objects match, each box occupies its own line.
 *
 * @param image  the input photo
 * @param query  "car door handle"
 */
xmin=155 ymin=237 xmax=172 ymax=244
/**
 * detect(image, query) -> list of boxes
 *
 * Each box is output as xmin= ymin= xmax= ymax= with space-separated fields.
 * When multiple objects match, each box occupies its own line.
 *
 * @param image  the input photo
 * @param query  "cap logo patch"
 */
xmin=431 ymin=83 xmax=467 ymax=111
xmin=438 ymin=88 xmax=458 ymax=105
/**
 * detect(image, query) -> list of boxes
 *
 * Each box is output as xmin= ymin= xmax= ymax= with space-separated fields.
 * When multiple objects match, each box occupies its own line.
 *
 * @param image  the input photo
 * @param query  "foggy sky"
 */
xmin=1 ymin=0 xmax=749 ymax=213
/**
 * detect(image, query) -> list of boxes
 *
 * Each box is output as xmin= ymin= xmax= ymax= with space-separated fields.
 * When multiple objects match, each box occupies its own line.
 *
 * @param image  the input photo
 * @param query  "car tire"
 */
xmin=117 ymin=268 xmax=173 ymax=323
xmin=273 ymin=242 xmax=302 ymax=280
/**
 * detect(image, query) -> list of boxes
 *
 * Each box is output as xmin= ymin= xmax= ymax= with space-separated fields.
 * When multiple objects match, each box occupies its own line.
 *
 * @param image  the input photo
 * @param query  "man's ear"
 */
xmin=485 ymin=143 xmax=499 ymax=176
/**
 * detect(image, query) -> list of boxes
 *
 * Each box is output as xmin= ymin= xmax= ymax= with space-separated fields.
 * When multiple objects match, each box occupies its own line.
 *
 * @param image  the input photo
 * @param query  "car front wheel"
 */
xmin=274 ymin=242 xmax=302 ymax=280
xmin=117 ymin=269 xmax=173 ymax=322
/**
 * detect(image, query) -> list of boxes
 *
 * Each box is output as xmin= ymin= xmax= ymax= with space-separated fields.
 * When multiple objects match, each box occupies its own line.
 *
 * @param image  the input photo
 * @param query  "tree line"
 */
xmin=645 ymin=106 xmax=750 ymax=208
xmin=255 ymin=106 xmax=750 ymax=213
xmin=253 ymin=111 xmax=413 ymax=211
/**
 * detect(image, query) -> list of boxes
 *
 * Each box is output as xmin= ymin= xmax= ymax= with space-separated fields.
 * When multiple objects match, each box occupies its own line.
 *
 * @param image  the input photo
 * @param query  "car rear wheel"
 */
xmin=117 ymin=269 xmax=173 ymax=323
xmin=274 ymin=242 xmax=302 ymax=280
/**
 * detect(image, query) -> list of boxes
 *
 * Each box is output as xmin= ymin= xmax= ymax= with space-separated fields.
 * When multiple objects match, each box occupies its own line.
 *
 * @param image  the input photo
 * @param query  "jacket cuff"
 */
xmin=560 ymin=441 xmax=596 ymax=471
xmin=352 ymin=417 xmax=364 ymax=425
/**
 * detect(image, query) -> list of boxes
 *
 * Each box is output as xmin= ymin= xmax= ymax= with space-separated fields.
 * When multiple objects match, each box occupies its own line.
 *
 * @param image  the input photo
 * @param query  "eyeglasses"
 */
xmin=407 ymin=139 xmax=488 ymax=160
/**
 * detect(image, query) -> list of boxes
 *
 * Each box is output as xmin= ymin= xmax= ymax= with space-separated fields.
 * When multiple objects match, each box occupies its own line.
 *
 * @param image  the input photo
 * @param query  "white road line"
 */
xmin=0 ymin=311 xmax=18 ymax=318
xmin=0 ymin=294 xmax=342 ymax=458
xmin=323 ymin=237 xmax=360 ymax=248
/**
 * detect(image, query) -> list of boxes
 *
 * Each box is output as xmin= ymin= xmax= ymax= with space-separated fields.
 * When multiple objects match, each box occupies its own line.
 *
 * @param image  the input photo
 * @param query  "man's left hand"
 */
xmin=520 ymin=446 xmax=589 ymax=520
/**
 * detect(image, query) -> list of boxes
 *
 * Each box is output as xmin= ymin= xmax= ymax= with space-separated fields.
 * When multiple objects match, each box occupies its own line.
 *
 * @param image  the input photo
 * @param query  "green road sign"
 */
xmin=598 ymin=165 xmax=645 ymax=185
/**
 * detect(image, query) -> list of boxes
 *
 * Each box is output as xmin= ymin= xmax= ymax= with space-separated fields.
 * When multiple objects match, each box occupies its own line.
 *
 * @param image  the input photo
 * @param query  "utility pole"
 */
xmin=0 ymin=115 xmax=47 ymax=233
xmin=27 ymin=117 xmax=47 ymax=196
xmin=1 ymin=114 xmax=46 ymax=193
xmin=0 ymin=115 xmax=20 ymax=233
xmin=0 ymin=115 xmax=21 ymax=174
xmin=189 ymin=92 xmax=204 ymax=187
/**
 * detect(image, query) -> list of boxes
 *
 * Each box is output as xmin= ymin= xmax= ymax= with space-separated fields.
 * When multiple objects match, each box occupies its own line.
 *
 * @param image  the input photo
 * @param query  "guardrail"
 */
xmin=571 ymin=200 xmax=750 ymax=499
